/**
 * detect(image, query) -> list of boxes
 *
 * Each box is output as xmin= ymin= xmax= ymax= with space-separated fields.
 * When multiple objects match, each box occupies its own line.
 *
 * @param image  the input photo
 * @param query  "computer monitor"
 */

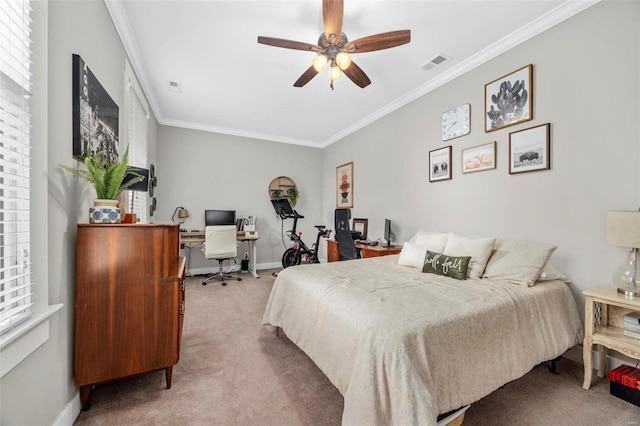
xmin=205 ymin=209 xmax=236 ymax=226
xmin=384 ymin=218 xmax=392 ymax=247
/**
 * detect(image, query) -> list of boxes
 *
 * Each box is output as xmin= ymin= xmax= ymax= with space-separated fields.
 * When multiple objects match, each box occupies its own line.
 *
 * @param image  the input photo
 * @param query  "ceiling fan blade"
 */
xmin=344 ymin=30 xmax=411 ymax=53
xmin=293 ymin=66 xmax=319 ymax=87
xmin=322 ymin=0 xmax=343 ymax=46
xmin=343 ymin=61 xmax=371 ymax=88
xmin=258 ymin=36 xmax=321 ymax=52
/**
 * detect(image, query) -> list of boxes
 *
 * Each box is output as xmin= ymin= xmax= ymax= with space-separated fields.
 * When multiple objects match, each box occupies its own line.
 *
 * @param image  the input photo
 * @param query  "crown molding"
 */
xmin=104 ymin=0 xmax=164 ymax=123
xmin=320 ymin=0 xmax=600 ymax=148
xmin=159 ymin=118 xmax=322 ymax=148
xmin=106 ymin=0 xmax=600 ymax=149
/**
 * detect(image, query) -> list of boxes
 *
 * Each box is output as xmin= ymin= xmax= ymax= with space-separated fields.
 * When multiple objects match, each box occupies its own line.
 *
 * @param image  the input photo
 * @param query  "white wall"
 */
xmin=322 ymin=0 xmax=640 ymax=314
xmin=156 ymin=126 xmax=323 ymax=271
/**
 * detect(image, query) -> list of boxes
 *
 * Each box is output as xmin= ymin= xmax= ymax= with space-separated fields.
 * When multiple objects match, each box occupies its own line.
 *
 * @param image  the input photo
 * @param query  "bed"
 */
xmin=262 ymin=232 xmax=584 ymax=425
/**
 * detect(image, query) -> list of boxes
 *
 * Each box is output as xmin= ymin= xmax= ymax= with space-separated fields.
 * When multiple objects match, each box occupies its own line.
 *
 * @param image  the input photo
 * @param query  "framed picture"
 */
xmin=353 ymin=218 xmax=368 ymax=240
xmin=484 ymin=64 xmax=533 ymax=133
xmin=462 ymin=141 xmax=496 ymax=173
xmin=429 ymin=146 xmax=452 ymax=182
xmin=508 ymin=123 xmax=550 ymax=174
xmin=336 ymin=161 xmax=354 ymax=208
xmin=72 ymin=54 xmax=120 ymax=162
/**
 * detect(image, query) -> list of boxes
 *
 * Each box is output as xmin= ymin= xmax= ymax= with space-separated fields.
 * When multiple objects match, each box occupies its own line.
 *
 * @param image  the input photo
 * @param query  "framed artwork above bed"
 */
xmin=429 ymin=146 xmax=452 ymax=182
xmin=509 ymin=123 xmax=550 ymax=174
xmin=485 ymin=64 xmax=533 ymax=133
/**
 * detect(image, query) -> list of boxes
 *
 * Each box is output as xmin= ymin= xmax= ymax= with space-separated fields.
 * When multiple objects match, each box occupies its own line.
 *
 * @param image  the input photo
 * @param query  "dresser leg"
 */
xmin=80 ymin=385 xmax=92 ymax=411
xmin=165 ymin=366 xmax=173 ymax=389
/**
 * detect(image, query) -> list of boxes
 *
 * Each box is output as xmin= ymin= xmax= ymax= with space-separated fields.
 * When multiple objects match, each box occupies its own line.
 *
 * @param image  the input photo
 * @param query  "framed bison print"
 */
xmin=429 ymin=146 xmax=452 ymax=182
xmin=336 ymin=161 xmax=354 ymax=208
xmin=508 ymin=123 xmax=550 ymax=174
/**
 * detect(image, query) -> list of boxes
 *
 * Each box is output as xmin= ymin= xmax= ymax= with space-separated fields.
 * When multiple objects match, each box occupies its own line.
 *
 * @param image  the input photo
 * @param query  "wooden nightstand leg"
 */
xmin=583 ymin=296 xmax=595 ymax=390
xmin=597 ymin=345 xmax=606 ymax=378
xmin=583 ymin=339 xmax=593 ymax=389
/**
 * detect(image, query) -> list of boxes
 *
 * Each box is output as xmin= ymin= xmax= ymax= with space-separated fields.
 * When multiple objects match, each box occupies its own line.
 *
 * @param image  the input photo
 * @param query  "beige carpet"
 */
xmin=75 ymin=269 xmax=640 ymax=425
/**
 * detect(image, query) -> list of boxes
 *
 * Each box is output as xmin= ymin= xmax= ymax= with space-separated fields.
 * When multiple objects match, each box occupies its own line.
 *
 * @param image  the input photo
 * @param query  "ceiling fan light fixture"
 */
xmin=312 ymin=54 xmax=328 ymax=72
xmin=328 ymin=64 xmax=342 ymax=81
xmin=336 ymin=52 xmax=351 ymax=70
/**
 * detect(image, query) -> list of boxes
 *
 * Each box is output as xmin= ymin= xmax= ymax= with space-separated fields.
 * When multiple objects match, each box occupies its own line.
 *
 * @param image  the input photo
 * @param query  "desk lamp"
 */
xmin=605 ymin=210 xmax=640 ymax=297
xmin=172 ymin=206 xmax=189 ymax=222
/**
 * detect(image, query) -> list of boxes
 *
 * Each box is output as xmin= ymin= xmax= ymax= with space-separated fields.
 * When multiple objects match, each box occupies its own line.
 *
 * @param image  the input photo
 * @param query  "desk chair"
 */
xmin=202 ymin=225 xmax=242 ymax=286
xmin=335 ymin=209 xmax=360 ymax=261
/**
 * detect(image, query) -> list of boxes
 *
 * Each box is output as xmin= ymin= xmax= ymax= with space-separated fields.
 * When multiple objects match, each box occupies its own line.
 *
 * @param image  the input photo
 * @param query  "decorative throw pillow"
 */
xmin=414 ymin=232 xmax=449 ymax=253
xmin=482 ymin=238 xmax=558 ymax=287
xmin=422 ymin=250 xmax=471 ymax=280
xmin=443 ymin=233 xmax=496 ymax=278
xmin=398 ymin=242 xmax=428 ymax=269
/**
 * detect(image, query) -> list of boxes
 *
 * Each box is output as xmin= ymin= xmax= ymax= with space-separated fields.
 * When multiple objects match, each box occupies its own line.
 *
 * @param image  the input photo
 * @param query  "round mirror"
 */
xmin=268 ymin=176 xmax=298 ymax=207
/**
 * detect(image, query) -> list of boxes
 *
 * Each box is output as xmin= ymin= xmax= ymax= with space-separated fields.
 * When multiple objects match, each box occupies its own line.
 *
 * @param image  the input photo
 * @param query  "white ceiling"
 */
xmin=106 ymin=0 xmax=597 ymax=148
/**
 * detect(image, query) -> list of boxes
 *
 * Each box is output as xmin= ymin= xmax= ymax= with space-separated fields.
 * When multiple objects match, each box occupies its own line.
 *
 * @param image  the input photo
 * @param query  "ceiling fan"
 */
xmin=257 ymin=0 xmax=410 ymax=90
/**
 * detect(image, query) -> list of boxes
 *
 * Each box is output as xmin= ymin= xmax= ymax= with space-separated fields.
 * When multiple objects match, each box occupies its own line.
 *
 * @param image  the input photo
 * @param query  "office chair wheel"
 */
xmin=237 ymin=277 xmax=242 ymax=281
xmin=222 ymin=282 xmax=227 ymax=286
xmin=202 ymin=281 xmax=207 ymax=286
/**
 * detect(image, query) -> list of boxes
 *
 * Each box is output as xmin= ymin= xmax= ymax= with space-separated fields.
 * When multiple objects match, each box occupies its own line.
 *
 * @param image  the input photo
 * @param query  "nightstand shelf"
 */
xmin=583 ymin=286 xmax=640 ymax=389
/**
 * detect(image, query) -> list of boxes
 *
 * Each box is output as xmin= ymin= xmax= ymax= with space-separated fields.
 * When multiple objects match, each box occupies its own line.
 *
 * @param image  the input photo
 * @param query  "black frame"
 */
xmin=72 ymin=54 xmax=119 ymax=162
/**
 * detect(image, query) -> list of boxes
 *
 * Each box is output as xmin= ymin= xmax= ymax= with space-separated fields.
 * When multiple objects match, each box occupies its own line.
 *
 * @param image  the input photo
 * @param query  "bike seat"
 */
xmin=314 ymin=225 xmax=326 ymax=229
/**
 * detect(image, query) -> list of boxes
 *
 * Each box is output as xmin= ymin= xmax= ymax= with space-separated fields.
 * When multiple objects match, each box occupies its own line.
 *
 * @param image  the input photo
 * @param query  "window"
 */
xmin=0 ymin=0 xmax=61 ymax=378
xmin=0 ymin=0 xmax=33 ymax=336
xmin=124 ymin=60 xmax=149 ymax=222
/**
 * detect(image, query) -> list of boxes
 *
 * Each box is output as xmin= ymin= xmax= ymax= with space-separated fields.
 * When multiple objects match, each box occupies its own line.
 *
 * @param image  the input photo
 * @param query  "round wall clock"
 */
xmin=442 ymin=103 xmax=471 ymax=141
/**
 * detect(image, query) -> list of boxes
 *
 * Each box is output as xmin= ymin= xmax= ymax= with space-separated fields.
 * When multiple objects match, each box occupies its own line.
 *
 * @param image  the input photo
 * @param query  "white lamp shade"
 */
xmin=606 ymin=211 xmax=640 ymax=248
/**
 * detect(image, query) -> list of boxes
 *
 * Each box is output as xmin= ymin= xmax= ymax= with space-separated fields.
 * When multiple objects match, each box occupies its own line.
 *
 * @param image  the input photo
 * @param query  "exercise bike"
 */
xmin=271 ymin=199 xmax=331 ymax=268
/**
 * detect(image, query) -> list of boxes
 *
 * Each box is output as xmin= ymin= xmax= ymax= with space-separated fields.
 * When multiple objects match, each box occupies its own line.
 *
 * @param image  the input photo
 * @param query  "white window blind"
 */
xmin=125 ymin=62 xmax=149 ymax=222
xmin=0 ymin=0 xmax=33 ymax=336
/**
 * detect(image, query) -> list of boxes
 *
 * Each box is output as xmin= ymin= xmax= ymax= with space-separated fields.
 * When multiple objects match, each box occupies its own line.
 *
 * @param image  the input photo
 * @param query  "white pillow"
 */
xmin=537 ymin=263 xmax=568 ymax=282
xmin=409 ymin=230 xmax=447 ymax=244
xmin=482 ymin=239 xmax=557 ymax=287
xmin=397 ymin=241 xmax=427 ymax=269
xmin=443 ymin=233 xmax=496 ymax=278
xmin=414 ymin=232 xmax=449 ymax=253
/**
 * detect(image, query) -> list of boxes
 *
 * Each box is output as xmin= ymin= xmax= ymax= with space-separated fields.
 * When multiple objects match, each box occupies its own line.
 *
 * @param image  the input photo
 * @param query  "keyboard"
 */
xmin=356 ymin=240 xmax=378 ymax=246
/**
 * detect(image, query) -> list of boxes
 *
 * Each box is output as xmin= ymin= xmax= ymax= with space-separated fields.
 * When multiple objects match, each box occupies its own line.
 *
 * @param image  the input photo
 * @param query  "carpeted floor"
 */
xmin=74 ymin=269 xmax=640 ymax=425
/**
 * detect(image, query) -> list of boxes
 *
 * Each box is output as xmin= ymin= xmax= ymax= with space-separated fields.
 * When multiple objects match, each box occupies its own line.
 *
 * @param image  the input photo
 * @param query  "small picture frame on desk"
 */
xmin=353 ymin=218 xmax=368 ymax=240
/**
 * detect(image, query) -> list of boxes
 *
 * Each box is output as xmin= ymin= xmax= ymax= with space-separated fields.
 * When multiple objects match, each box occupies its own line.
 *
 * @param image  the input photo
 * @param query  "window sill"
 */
xmin=0 ymin=303 xmax=63 ymax=378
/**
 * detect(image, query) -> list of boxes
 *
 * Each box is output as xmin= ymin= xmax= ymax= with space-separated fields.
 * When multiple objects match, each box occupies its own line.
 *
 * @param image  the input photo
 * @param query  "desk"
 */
xmin=180 ymin=231 xmax=260 ymax=278
xmin=326 ymin=239 xmax=402 ymax=262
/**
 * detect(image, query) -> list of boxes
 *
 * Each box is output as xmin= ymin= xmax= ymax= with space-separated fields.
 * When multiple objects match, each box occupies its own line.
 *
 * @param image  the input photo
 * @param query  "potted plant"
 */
xmin=287 ymin=186 xmax=299 ymax=208
xmin=59 ymin=145 xmax=144 ymax=223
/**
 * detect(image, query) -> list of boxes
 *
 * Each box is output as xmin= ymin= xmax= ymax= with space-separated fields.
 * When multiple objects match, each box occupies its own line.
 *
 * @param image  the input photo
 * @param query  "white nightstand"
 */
xmin=583 ymin=286 xmax=640 ymax=389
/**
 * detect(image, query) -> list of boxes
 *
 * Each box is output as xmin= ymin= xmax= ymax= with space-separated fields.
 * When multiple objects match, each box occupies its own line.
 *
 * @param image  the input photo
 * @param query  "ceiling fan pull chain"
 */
xmin=330 ymin=80 xmax=334 ymax=91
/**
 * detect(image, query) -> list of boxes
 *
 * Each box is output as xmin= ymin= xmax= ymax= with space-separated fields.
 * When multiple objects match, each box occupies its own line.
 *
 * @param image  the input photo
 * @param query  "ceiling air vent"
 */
xmin=168 ymin=80 xmax=182 ymax=93
xmin=420 ymin=53 xmax=451 ymax=72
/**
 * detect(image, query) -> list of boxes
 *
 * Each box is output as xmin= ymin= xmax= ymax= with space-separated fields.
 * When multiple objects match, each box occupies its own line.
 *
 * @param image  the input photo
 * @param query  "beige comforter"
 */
xmin=262 ymin=255 xmax=583 ymax=425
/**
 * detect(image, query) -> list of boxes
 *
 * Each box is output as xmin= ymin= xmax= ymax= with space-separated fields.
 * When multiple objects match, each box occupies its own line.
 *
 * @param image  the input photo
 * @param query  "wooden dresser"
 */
xmin=74 ymin=223 xmax=186 ymax=410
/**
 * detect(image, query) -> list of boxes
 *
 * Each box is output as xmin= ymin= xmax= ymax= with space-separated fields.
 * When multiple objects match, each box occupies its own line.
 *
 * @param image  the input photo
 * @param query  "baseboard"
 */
xmin=53 ymin=391 xmax=80 ymax=426
xmin=187 ymin=262 xmax=282 ymax=277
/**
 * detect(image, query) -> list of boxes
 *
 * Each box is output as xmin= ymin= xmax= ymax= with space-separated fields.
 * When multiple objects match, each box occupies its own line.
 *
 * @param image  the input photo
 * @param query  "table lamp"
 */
xmin=172 ymin=206 xmax=189 ymax=222
xmin=605 ymin=210 xmax=640 ymax=297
